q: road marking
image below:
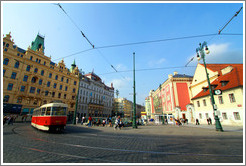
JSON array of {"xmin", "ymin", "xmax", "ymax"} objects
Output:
[
  {"xmin": 58, "ymin": 142, "xmax": 243, "ymax": 157},
  {"xmin": 21, "ymin": 146, "xmax": 126, "ymax": 163}
]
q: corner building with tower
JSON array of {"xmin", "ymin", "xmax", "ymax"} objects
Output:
[{"xmin": 3, "ymin": 32, "xmax": 79, "ymax": 116}]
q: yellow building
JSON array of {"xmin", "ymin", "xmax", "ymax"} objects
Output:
[
  {"xmin": 3, "ymin": 32, "xmax": 79, "ymax": 117},
  {"xmin": 113, "ymin": 98, "xmax": 133, "ymax": 118},
  {"xmin": 190, "ymin": 63, "xmax": 243, "ymax": 126}
]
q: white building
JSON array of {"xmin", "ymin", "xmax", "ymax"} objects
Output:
[
  {"xmin": 190, "ymin": 63, "xmax": 243, "ymax": 126},
  {"xmin": 77, "ymin": 71, "xmax": 114, "ymax": 119}
]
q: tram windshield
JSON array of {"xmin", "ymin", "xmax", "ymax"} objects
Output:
[{"xmin": 51, "ymin": 107, "xmax": 67, "ymax": 115}]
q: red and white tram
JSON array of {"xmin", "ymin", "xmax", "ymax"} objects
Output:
[{"xmin": 31, "ymin": 102, "xmax": 68, "ymax": 131}]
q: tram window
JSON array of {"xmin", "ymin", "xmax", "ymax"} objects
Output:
[
  {"xmin": 52, "ymin": 107, "xmax": 67, "ymax": 115},
  {"xmin": 41, "ymin": 108, "xmax": 46, "ymax": 115},
  {"xmin": 46, "ymin": 107, "xmax": 51, "ymax": 115}
]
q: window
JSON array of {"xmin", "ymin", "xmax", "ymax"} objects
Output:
[
  {"xmin": 52, "ymin": 92, "xmax": 55, "ymax": 97},
  {"xmin": 233, "ymin": 112, "xmax": 240, "ymax": 120},
  {"xmin": 44, "ymin": 61, "xmax": 46, "ymax": 65},
  {"xmin": 47, "ymin": 81, "xmax": 50, "ymax": 87},
  {"xmin": 72, "ymin": 96, "xmax": 75, "ymax": 100},
  {"xmin": 38, "ymin": 59, "xmax": 41, "ymax": 63},
  {"xmin": 65, "ymin": 86, "xmax": 68, "ymax": 91},
  {"xmin": 11, "ymin": 72, "xmax": 17, "ymax": 79},
  {"xmin": 58, "ymin": 93, "xmax": 61, "ymax": 98},
  {"xmin": 4, "ymin": 48, "xmax": 8, "ymax": 52},
  {"xmin": 17, "ymin": 97, "xmax": 22, "ymax": 103},
  {"xmin": 73, "ymin": 88, "xmax": 76, "ymax": 93},
  {"xmin": 30, "ymin": 87, "xmax": 36, "ymax": 93},
  {"xmin": 197, "ymin": 101, "xmax": 200, "ymax": 107},
  {"xmin": 41, "ymin": 70, "xmax": 44, "ymax": 76},
  {"xmin": 218, "ymin": 96, "xmax": 224, "ymax": 104},
  {"xmin": 53, "ymin": 83, "xmax": 57, "ymax": 89},
  {"xmin": 4, "ymin": 95, "xmax": 10, "ymax": 102},
  {"xmin": 23, "ymin": 75, "xmax": 28, "ymax": 82},
  {"xmin": 60, "ymin": 85, "xmax": 62, "ymax": 90},
  {"xmin": 55, "ymin": 75, "xmax": 58, "ymax": 80},
  {"xmin": 222, "ymin": 113, "xmax": 228, "ymax": 120},
  {"xmin": 39, "ymin": 79, "xmax": 43, "ymax": 85},
  {"xmin": 34, "ymin": 68, "xmax": 38, "ymax": 73},
  {"xmin": 20, "ymin": 86, "xmax": 25, "ymax": 92},
  {"xmin": 64, "ymin": 94, "xmax": 67, "ymax": 99},
  {"xmin": 45, "ymin": 91, "xmax": 49, "ymax": 96},
  {"xmin": 46, "ymin": 107, "xmax": 51, "ymax": 115},
  {"xmin": 3, "ymin": 58, "xmax": 9, "ymax": 65},
  {"xmin": 3, "ymin": 69, "xmax": 6, "ymax": 76},
  {"xmin": 30, "ymin": 56, "xmax": 33, "ymax": 60},
  {"xmin": 6, "ymin": 43, "xmax": 9, "ymax": 47},
  {"xmin": 199, "ymin": 113, "xmax": 202, "ymax": 119},
  {"xmin": 26, "ymin": 65, "xmax": 31, "ymax": 71},
  {"xmin": 37, "ymin": 89, "xmax": 40, "ymax": 94},
  {"xmin": 229, "ymin": 94, "xmax": 236, "ymax": 103},
  {"xmin": 31, "ymin": 77, "xmax": 37, "ymax": 83},
  {"xmin": 3, "ymin": 42, "xmax": 5, "ymax": 46},
  {"xmin": 221, "ymin": 81, "xmax": 229, "ymax": 87},
  {"xmin": 205, "ymin": 113, "xmax": 209, "ymax": 119},
  {"xmin": 74, "ymin": 81, "xmax": 77, "ymax": 85},
  {"xmin": 203, "ymin": 99, "xmax": 207, "ymax": 106},
  {"xmin": 49, "ymin": 73, "xmax": 52, "ymax": 78},
  {"xmin": 14, "ymin": 61, "xmax": 20, "ymax": 68},
  {"xmin": 66, "ymin": 79, "xmax": 69, "ymax": 83},
  {"xmin": 61, "ymin": 77, "xmax": 64, "ymax": 82},
  {"xmin": 7, "ymin": 83, "xmax": 13, "ymax": 91}
]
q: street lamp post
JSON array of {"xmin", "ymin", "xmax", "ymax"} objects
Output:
[
  {"xmin": 196, "ymin": 41, "xmax": 223, "ymax": 132},
  {"xmin": 132, "ymin": 52, "xmax": 137, "ymax": 129},
  {"xmin": 159, "ymin": 84, "xmax": 165, "ymax": 125}
]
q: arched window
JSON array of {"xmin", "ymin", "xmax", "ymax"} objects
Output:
[
  {"xmin": 61, "ymin": 77, "xmax": 64, "ymax": 82},
  {"xmin": 3, "ymin": 58, "xmax": 9, "ymax": 65},
  {"xmin": 14, "ymin": 61, "xmax": 20, "ymax": 68},
  {"xmin": 30, "ymin": 56, "xmax": 33, "ymax": 60},
  {"xmin": 55, "ymin": 75, "xmax": 58, "ymax": 80},
  {"xmin": 41, "ymin": 70, "xmax": 44, "ymax": 76},
  {"xmin": 26, "ymin": 65, "xmax": 31, "ymax": 71},
  {"xmin": 3, "ymin": 95, "xmax": 10, "ymax": 102},
  {"xmin": 34, "ymin": 68, "xmax": 38, "ymax": 73},
  {"xmin": 6, "ymin": 43, "xmax": 9, "ymax": 47}
]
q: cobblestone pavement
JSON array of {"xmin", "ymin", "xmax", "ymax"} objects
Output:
[{"xmin": 2, "ymin": 122, "xmax": 243, "ymax": 164}]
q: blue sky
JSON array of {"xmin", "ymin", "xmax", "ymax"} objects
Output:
[{"xmin": 2, "ymin": 2, "xmax": 244, "ymax": 105}]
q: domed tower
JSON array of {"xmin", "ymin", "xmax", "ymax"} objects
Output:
[{"xmin": 30, "ymin": 33, "xmax": 45, "ymax": 53}]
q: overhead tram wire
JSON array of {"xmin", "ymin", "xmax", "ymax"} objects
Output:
[
  {"xmin": 98, "ymin": 66, "xmax": 196, "ymax": 76},
  {"xmin": 54, "ymin": 3, "xmax": 123, "ymax": 78},
  {"xmin": 51, "ymin": 33, "xmax": 242, "ymax": 63},
  {"xmin": 184, "ymin": 7, "xmax": 243, "ymax": 67}
]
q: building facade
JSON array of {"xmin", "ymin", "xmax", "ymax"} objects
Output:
[
  {"xmin": 77, "ymin": 72, "xmax": 114, "ymax": 119},
  {"xmin": 3, "ymin": 32, "xmax": 79, "ymax": 116},
  {"xmin": 147, "ymin": 72, "xmax": 193, "ymax": 124},
  {"xmin": 113, "ymin": 97, "xmax": 133, "ymax": 118},
  {"xmin": 190, "ymin": 63, "xmax": 243, "ymax": 126}
]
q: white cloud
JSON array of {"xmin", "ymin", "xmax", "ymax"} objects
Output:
[
  {"xmin": 108, "ymin": 77, "xmax": 131, "ymax": 89},
  {"xmin": 115, "ymin": 64, "xmax": 128, "ymax": 71},
  {"xmin": 148, "ymin": 58, "xmax": 166, "ymax": 67},
  {"xmin": 187, "ymin": 43, "xmax": 243, "ymax": 66}
]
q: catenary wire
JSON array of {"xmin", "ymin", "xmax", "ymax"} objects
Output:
[{"xmin": 184, "ymin": 6, "xmax": 243, "ymax": 67}]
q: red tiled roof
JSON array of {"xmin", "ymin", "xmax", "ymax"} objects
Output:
[{"xmin": 192, "ymin": 64, "xmax": 243, "ymax": 100}]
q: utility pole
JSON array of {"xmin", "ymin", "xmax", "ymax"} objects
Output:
[
  {"xmin": 132, "ymin": 52, "xmax": 137, "ymax": 129},
  {"xmin": 196, "ymin": 42, "xmax": 223, "ymax": 131}
]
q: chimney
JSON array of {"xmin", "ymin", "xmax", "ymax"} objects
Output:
[
  {"xmin": 174, "ymin": 71, "xmax": 178, "ymax": 75},
  {"xmin": 111, "ymin": 83, "xmax": 113, "ymax": 88}
]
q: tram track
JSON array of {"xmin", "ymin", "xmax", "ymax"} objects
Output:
[{"xmin": 10, "ymin": 125, "xmax": 243, "ymax": 159}]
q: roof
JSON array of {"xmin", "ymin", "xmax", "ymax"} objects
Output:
[
  {"xmin": 173, "ymin": 74, "xmax": 193, "ymax": 78},
  {"xmin": 31, "ymin": 34, "xmax": 45, "ymax": 53},
  {"xmin": 17, "ymin": 47, "xmax": 26, "ymax": 54},
  {"xmin": 192, "ymin": 64, "xmax": 243, "ymax": 100}
]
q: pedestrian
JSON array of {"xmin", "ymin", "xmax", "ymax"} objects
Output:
[
  {"xmin": 207, "ymin": 118, "xmax": 210, "ymax": 125},
  {"xmin": 196, "ymin": 118, "xmax": 200, "ymax": 125},
  {"xmin": 88, "ymin": 116, "xmax": 92, "ymax": 127},
  {"xmin": 3, "ymin": 116, "xmax": 7, "ymax": 125},
  {"xmin": 102, "ymin": 119, "xmax": 106, "ymax": 127},
  {"xmin": 21, "ymin": 116, "xmax": 24, "ymax": 122},
  {"xmin": 209, "ymin": 117, "xmax": 212, "ymax": 125},
  {"xmin": 114, "ymin": 116, "xmax": 120, "ymax": 130},
  {"xmin": 81, "ymin": 116, "xmax": 85, "ymax": 125}
]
